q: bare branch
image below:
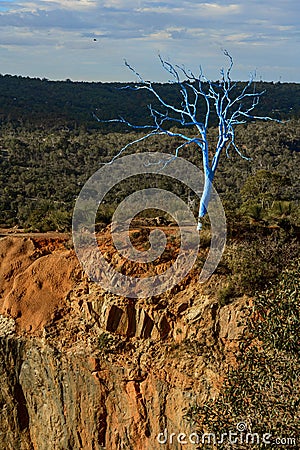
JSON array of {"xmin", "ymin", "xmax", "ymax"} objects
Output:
[{"xmin": 96, "ymin": 52, "xmax": 282, "ymax": 228}]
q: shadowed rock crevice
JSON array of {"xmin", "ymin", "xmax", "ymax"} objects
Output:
[{"xmin": 14, "ymin": 382, "xmax": 30, "ymax": 431}]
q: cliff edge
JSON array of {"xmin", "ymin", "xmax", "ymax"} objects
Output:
[{"xmin": 0, "ymin": 229, "xmax": 249, "ymax": 450}]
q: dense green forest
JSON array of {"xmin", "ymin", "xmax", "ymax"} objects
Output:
[
  {"xmin": 0, "ymin": 74, "xmax": 299, "ymax": 130},
  {"xmin": 0, "ymin": 119, "xmax": 299, "ymax": 232}
]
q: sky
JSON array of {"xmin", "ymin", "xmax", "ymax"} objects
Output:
[{"xmin": 0, "ymin": 0, "xmax": 299, "ymax": 83}]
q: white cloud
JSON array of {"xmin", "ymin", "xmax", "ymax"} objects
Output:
[
  {"xmin": 102, "ymin": 0, "xmax": 140, "ymax": 8},
  {"xmin": 51, "ymin": 0, "xmax": 97, "ymax": 10},
  {"xmin": 8, "ymin": 0, "xmax": 98, "ymax": 10},
  {"xmin": 0, "ymin": 0, "xmax": 299, "ymax": 81},
  {"xmin": 136, "ymin": 2, "xmax": 240, "ymax": 16},
  {"xmin": 196, "ymin": 2, "xmax": 240, "ymax": 14},
  {"xmin": 137, "ymin": 6, "xmax": 183, "ymax": 14},
  {"xmin": 147, "ymin": 30, "xmax": 171, "ymax": 40}
]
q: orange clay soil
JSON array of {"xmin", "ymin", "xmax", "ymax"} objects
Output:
[
  {"xmin": 0, "ymin": 223, "xmax": 190, "ymax": 333},
  {"xmin": 0, "ymin": 233, "xmax": 79, "ymax": 332}
]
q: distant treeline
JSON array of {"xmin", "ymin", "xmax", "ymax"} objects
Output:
[{"xmin": 0, "ymin": 74, "xmax": 299, "ymax": 130}]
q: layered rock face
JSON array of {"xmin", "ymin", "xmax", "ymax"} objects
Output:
[{"xmin": 0, "ymin": 233, "xmax": 248, "ymax": 450}]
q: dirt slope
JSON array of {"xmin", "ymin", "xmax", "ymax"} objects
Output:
[{"xmin": 0, "ymin": 234, "xmax": 79, "ymax": 331}]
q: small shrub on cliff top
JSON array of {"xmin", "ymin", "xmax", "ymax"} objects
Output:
[
  {"xmin": 216, "ymin": 282, "xmax": 236, "ymax": 306},
  {"xmin": 224, "ymin": 232, "xmax": 299, "ymax": 295},
  {"xmin": 184, "ymin": 260, "xmax": 300, "ymax": 448}
]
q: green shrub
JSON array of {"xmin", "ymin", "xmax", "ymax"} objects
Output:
[
  {"xmin": 217, "ymin": 282, "xmax": 236, "ymax": 306},
  {"xmin": 184, "ymin": 261, "xmax": 300, "ymax": 447},
  {"xmin": 224, "ymin": 233, "xmax": 299, "ymax": 295}
]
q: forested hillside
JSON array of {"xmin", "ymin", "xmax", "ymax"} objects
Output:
[
  {"xmin": 0, "ymin": 74, "xmax": 299, "ymax": 129},
  {"xmin": 0, "ymin": 75, "xmax": 299, "ymax": 239},
  {"xmin": 1, "ymin": 119, "xmax": 299, "ymax": 233}
]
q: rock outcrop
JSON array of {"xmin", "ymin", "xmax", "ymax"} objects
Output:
[{"xmin": 0, "ymin": 232, "xmax": 250, "ymax": 449}]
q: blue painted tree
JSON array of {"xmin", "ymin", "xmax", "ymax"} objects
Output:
[{"xmin": 95, "ymin": 51, "xmax": 279, "ymax": 230}]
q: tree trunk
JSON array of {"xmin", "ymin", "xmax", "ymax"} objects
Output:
[{"xmin": 197, "ymin": 169, "xmax": 214, "ymax": 230}]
